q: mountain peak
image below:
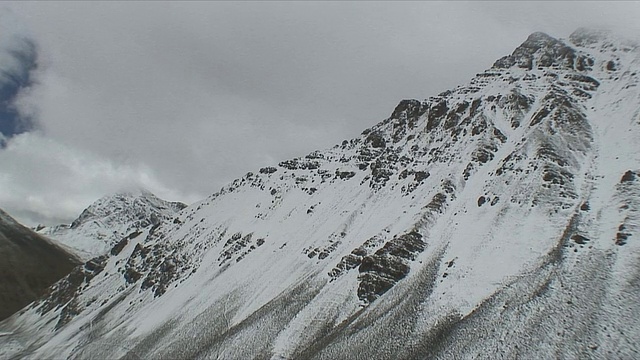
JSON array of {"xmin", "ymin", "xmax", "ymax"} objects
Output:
[
  {"xmin": 523, "ymin": 31, "xmax": 557, "ymax": 45},
  {"xmin": 493, "ymin": 31, "xmax": 577, "ymax": 70},
  {"xmin": 40, "ymin": 189, "xmax": 186, "ymax": 260},
  {"xmin": 70, "ymin": 189, "xmax": 186, "ymax": 227}
]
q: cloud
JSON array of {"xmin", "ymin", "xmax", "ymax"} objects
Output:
[
  {"xmin": 0, "ymin": 131, "xmax": 200, "ymax": 226},
  {"xmin": 0, "ymin": 8, "xmax": 37, "ymax": 144},
  {"xmin": 0, "ymin": 2, "xmax": 638, "ymax": 226}
]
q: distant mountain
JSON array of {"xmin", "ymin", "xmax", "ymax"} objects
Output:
[
  {"xmin": 1, "ymin": 28, "xmax": 639, "ymax": 359},
  {"xmin": 37, "ymin": 189, "xmax": 187, "ymax": 260},
  {"xmin": 0, "ymin": 209, "xmax": 79, "ymax": 321}
]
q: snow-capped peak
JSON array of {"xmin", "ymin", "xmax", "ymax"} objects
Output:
[{"xmin": 38, "ymin": 189, "xmax": 186, "ymax": 260}]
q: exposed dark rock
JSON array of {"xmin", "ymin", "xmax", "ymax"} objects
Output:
[
  {"xmin": 537, "ymin": 144, "xmax": 568, "ymax": 167},
  {"xmin": 571, "ymin": 234, "xmax": 590, "ymax": 244},
  {"xmin": 472, "ymin": 146, "xmax": 495, "ymax": 164},
  {"xmin": 426, "ymin": 193, "xmax": 448, "ymax": 213},
  {"xmin": 616, "ymin": 232, "xmax": 631, "ymax": 246},
  {"xmin": 565, "ymin": 74, "xmax": 600, "ymax": 91},
  {"xmin": 390, "ymin": 99, "xmax": 425, "ymax": 142},
  {"xmin": 329, "ymin": 235, "xmax": 386, "ymax": 280},
  {"xmin": 390, "ymin": 99, "xmax": 423, "ymax": 122},
  {"xmin": 470, "ymin": 98, "xmax": 482, "ymax": 117},
  {"xmin": 414, "ymin": 171, "xmax": 430, "ymax": 182},
  {"xmin": 357, "ymin": 273, "xmax": 397, "ymax": 303},
  {"xmin": 305, "ymin": 151, "xmax": 325, "ymax": 160},
  {"xmin": 36, "ymin": 254, "xmax": 107, "ymax": 329},
  {"xmin": 259, "ymin": 167, "xmax": 278, "ymax": 174},
  {"xmin": 110, "ymin": 230, "xmax": 142, "ymax": 256},
  {"xmin": 279, "ymin": 159, "xmax": 320, "ymax": 171},
  {"xmin": 471, "ymin": 117, "xmax": 488, "ymax": 135},
  {"xmin": 124, "ymin": 268, "xmax": 142, "ymax": 284},
  {"xmin": 462, "ymin": 163, "xmax": 475, "ymax": 181},
  {"xmin": 427, "ymin": 100, "xmax": 448, "ymax": 131},
  {"xmin": 446, "ymin": 258, "xmax": 455, "ymax": 268},
  {"xmin": 530, "ymin": 108, "xmax": 551, "ymax": 126},
  {"xmin": 575, "ymin": 55, "xmax": 595, "ymax": 71},
  {"xmin": 493, "ymin": 32, "xmax": 577, "ymax": 70},
  {"xmin": 357, "ymin": 231, "xmax": 425, "ymax": 303},
  {"xmin": 84, "ymin": 255, "xmax": 107, "ymax": 274},
  {"xmin": 621, "ymin": 170, "xmax": 635, "ymax": 183},
  {"xmin": 443, "ymin": 101, "xmax": 469, "ymax": 130},
  {"xmin": 478, "ymin": 196, "xmax": 487, "ymax": 207},
  {"xmin": 220, "ymin": 232, "xmax": 253, "ymax": 264},
  {"xmin": 400, "ymin": 170, "xmax": 431, "ymax": 194},
  {"xmin": 365, "ymin": 131, "xmax": 387, "ymax": 149},
  {"xmin": 369, "ymin": 159, "xmax": 394, "ymax": 189},
  {"xmin": 498, "ymin": 89, "xmax": 534, "ymax": 128},
  {"xmin": 359, "ymin": 252, "xmax": 409, "ymax": 284},
  {"xmin": 492, "ymin": 128, "xmax": 507, "ymax": 143},
  {"xmin": 542, "ymin": 166, "xmax": 574, "ymax": 186},
  {"xmin": 335, "ymin": 170, "xmax": 356, "ymax": 180}
]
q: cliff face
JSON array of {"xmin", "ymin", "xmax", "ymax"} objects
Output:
[{"xmin": 1, "ymin": 29, "xmax": 639, "ymax": 359}]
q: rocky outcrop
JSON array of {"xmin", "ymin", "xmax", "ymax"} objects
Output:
[{"xmin": 357, "ymin": 231, "xmax": 425, "ymax": 303}]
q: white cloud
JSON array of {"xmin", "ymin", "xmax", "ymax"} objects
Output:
[{"xmin": 0, "ymin": 132, "xmax": 200, "ymax": 226}]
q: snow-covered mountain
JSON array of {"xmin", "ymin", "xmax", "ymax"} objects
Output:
[
  {"xmin": 36, "ymin": 190, "xmax": 187, "ymax": 260},
  {"xmin": 0, "ymin": 208, "xmax": 79, "ymax": 322},
  {"xmin": 1, "ymin": 28, "xmax": 639, "ymax": 359}
]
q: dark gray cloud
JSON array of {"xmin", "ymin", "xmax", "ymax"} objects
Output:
[
  {"xmin": 0, "ymin": 2, "xmax": 638, "ymax": 225},
  {"xmin": 0, "ymin": 9, "xmax": 37, "ymax": 145}
]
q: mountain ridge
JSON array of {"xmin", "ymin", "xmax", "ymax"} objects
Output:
[{"xmin": 1, "ymin": 28, "xmax": 639, "ymax": 359}]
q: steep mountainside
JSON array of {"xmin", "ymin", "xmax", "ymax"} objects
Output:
[
  {"xmin": 36, "ymin": 190, "xmax": 187, "ymax": 260},
  {"xmin": 0, "ymin": 209, "xmax": 80, "ymax": 322},
  {"xmin": 1, "ymin": 28, "xmax": 639, "ymax": 359}
]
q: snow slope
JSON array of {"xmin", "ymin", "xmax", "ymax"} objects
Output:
[{"xmin": 1, "ymin": 28, "xmax": 639, "ymax": 359}]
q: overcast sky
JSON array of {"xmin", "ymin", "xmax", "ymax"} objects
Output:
[{"xmin": 0, "ymin": 2, "xmax": 639, "ymax": 226}]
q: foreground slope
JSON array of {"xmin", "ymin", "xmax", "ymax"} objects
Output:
[
  {"xmin": 1, "ymin": 28, "xmax": 639, "ymax": 359},
  {"xmin": 0, "ymin": 209, "xmax": 79, "ymax": 322}
]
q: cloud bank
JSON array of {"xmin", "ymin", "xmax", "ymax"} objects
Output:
[{"xmin": 0, "ymin": 2, "xmax": 639, "ymax": 225}]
